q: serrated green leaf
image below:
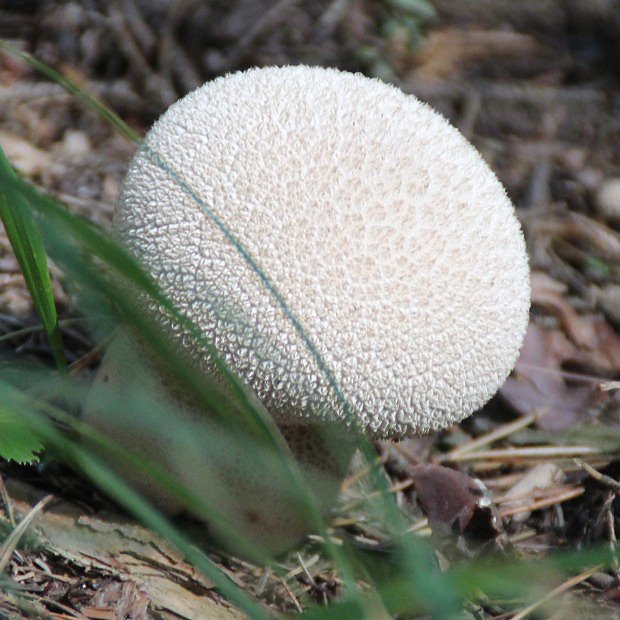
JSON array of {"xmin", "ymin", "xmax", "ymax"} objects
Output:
[{"xmin": 0, "ymin": 407, "xmax": 43, "ymax": 464}]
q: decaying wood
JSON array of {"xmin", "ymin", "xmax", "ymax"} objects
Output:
[{"xmin": 2, "ymin": 478, "xmax": 244, "ymax": 620}]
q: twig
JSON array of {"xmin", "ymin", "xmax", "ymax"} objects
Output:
[
  {"xmin": 118, "ymin": 0, "xmax": 156, "ymax": 55},
  {"xmin": 517, "ymin": 362, "xmax": 608, "ymax": 386},
  {"xmin": 106, "ymin": 8, "xmax": 176, "ymax": 107},
  {"xmin": 0, "ymin": 318, "xmax": 95, "ymax": 345},
  {"xmin": 508, "ymin": 529, "xmax": 537, "ymax": 544},
  {"xmin": 499, "ymin": 487, "xmax": 584, "ymax": 518},
  {"xmin": 410, "ymin": 80, "xmax": 606, "ymax": 107},
  {"xmin": 0, "ymin": 83, "xmax": 69, "ymax": 103},
  {"xmin": 296, "ymin": 552, "xmax": 316, "ymax": 586},
  {"xmin": 449, "ymin": 446, "xmax": 600, "ymax": 462},
  {"xmin": 495, "ymin": 484, "xmax": 576, "ymax": 505},
  {"xmin": 458, "ymin": 91, "xmax": 482, "ymax": 140},
  {"xmin": 600, "ymin": 381, "xmax": 620, "ymax": 392},
  {"xmin": 439, "ymin": 414, "xmax": 537, "ymax": 462},
  {"xmin": 159, "ymin": 0, "xmax": 203, "ymax": 93},
  {"xmin": 279, "ymin": 576, "xmax": 303, "ymax": 613},
  {"xmin": 574, "ymin": 458, "xmax": 620, "ymax": 493},
  {"xmin": 255, "ymin": 566, "xmax": 271, "ymax": 596},
  {"xmin": 509, "ymin": 565, "xmax": 601, "ymax": 620},
  {"xmin": 318, "ymin": 0, "xmax": 353, "ymax": 32},
  {"xmin": 286, "ymin": 554, "xmax": 320, "ymax": 579},
  {"xmin": 68, "ymin": 343, "xmax": 104, "ymax": 376},
  {"xmin": 406, "ymin": 517, "xmax": 428, "ymax": 533}
]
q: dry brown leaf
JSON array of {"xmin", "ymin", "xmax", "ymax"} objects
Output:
[
  {"xmin": 501, "ymin": 322, "xmax": 594, "ymax": 432},
  {"xmin": 532, "ymin": 273, "xmax": 620, "ymax": 372},
  {"xmin": 409, "ymin": 464, "xmax": 501, "ymax": 542},
  {"xmin": 531, "ymin": 271, "xmax": 597, "ymax": 349},
  {"xmin": 500, "ymin": 463, "xmax": 565, "ymax": 523}
]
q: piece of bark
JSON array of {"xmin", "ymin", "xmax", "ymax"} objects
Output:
[{"xmin": 2, "ymin": 478, "xmax": 244, "ymax": 620}]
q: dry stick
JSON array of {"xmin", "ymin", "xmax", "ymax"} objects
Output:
[
  {"xmin": 408, "ymin": 488, "xmax": 585, "ymax": 536},
  {"xmin": 439, "ymin": 414, "xmax": 537, "ymax": 462},
  {"xmin": 484, "ymin": 472, "xmax": 527, "ymax": 489},
  {"xmin": 450, "ymin": 446, "xmax": 600, "ymax": 463},
  {"xmin": 508, "ymin": 529, "xmax": 538, "ymax": 544},
  {"xmin": 158, "ymin": 0, "xmax": 203, "ymax": 93},
  {"xmin": 255, "ymin": 566, "xmax": 271, "ymax": 596},
  {"xmin": 119, "ymin": 0, "xmax": 157, "ymax": 54},
  {"xmin": 517, "ymin": 362, "xmax": 606, "ymax": 386},
  {"xmin": 495, "ymin": 484, "xmax": 578, "ymax": 506},
  {"xmin": 318, "ymin": 0, "xmax": 353, "ymax": 31},
  {"xmin": 605, "ymin": 499, "xmax": 619, "ymax": 572},
  {"xmin": 410, "ymin": 80, "xmax": 606, "ymax": 106},
  {"xmin": 279, "ymin": 576, "xmax": 303, "ymax": 614},
  {"xmin": 574, "ymin": 458, "xmax": 620, "ymax": 493},
  {"xmin": 340, "ymin": 456, "xmax": 382, "ymax": 492},
  {"xmin": 406, "ymin": 517, "xmax": 428, "ymax": 533},
  {"xmin": 499, "ymin": 487, "xmax": 584, "ymax": 518},
  {"xmin": 509, "ymin": 565, "xmax": 601, "ymax": 620},
  {"xmin": 458, "ymin": 91, "xmax": 482, "ymax": 140},
  {"xmin": 600, "ymin": 381, "xmax": 620, "ymax": 392},
  {"xmin": 575, "ymin": 459, "xmax": 620, "ymax": 571},
  {"xmin": 0, "ymin": 82, "xmax": 69, "ymax": 102},
  {"xmin": 287, "ymin": 554, "xmax": 320, "ymax": 579},
  {"xmin": 5, "ymin": 590, "xmax": 90, "ymax": 620},
  {"xmin": 106, "ymin": 9, "xmax": 176, "ymax": 107}
]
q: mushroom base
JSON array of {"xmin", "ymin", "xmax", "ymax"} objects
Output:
[{"xmin": 81, "ymin": 332, "xmax": 357, "ymax": 560}]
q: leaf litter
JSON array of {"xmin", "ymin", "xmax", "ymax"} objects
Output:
[{"xmin": 2, "ymin": 0, "xmax": 620, "ymax": 617}]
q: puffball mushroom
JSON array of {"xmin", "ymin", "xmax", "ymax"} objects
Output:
[{"xmin": 84, "ymin": 65, "xmax": 529, "ymax": 557}]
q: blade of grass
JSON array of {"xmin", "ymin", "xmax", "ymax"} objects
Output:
[
  {"xmin": 0, "ymin": 40, "xmax": 141, "ymax": 145},
  {"xmin": 0, "ymin": 146, "xmax": 66, "ymax": 369}
]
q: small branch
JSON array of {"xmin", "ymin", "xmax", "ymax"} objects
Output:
[
  {"xmin": 439, "ymin": 414, "xmax": 536, "ymax": 462},
  {"xmin": 449, "ymin": 446, "xmax": 600, "ymax": 463},
  {"xmin": 510, "ymin": 565, "xmax": 601, "ymax": 620},
  {"xmin": 574, "ymin": 458, "xmax": 620, "ymax": 493}
]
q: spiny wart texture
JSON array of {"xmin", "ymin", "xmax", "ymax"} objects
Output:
[{"xmin": 116, "ymin": 66, "xmax": 530, "ymax": 439}]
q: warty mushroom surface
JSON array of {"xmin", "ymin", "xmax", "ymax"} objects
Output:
[{"xmin": 83, "ymin": 65, "xmax": 530, "ymax": 557}]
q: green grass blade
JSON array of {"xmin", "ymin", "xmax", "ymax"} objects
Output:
[
  {"xmin": 0, "ymin": 146, "xmax": 66, "ymax": 369},
  {"xmin": 0, "ymin": 40, "xmax": 141, "ymax": 146}
]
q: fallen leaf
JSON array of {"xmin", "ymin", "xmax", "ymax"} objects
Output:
[
  {"xmin": 501, "ymin": 323, "xmax": 596, "ymax": 432},
  {"xmin": 531, "ymin": 271, "xmax": 597, "ymax": 349},
  {"xmin": 500, "ymin": 463, "xmax": 565, "ymax": 523},
  {"xmin": 409, "ymin": 463, "xmax": 501, "ymax": 543}
]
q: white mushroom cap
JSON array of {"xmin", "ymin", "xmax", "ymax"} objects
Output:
[{"xmin": 115, "ymin": 65, "xmax": 530, "ymax": 439}]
